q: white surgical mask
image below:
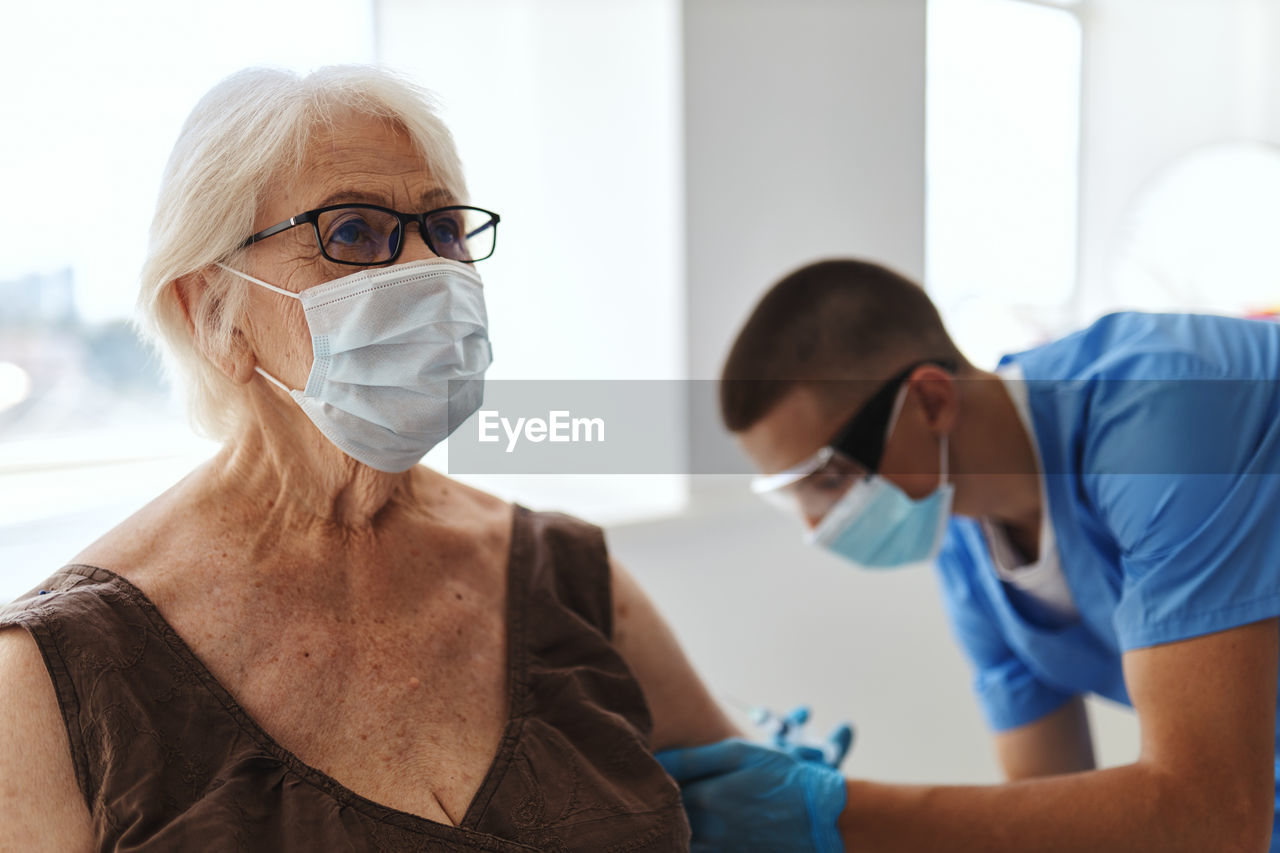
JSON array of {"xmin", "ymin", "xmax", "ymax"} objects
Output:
[{"xmin": 217, "ymin": 257, "xmax": 492, "ymax": 473}]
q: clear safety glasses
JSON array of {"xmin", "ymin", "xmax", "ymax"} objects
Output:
[
  {"xmin": 751, "ymin": 445, "xmax": 872, "ymax": 526},
  {"xmin": 750, "ymin": 360, "xmax": 957, "ymax": 526}
]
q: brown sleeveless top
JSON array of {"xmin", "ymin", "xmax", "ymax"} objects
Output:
[{"xmin": 0, "ymin": 506, "xmax": 690, "ymax": 852}]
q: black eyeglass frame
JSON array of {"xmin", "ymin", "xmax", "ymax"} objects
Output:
[
  {"xmin": 827, "ymin": 359, "xmax": 958, "ymax": 475},
  {"xmin": 238, "ymin": 203, "xmax": 501, "ymax": 266}
]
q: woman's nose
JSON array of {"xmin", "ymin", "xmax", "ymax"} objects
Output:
[{"xmin": 396, "ymin": 221, "xmax": 440, "ymax": 262}]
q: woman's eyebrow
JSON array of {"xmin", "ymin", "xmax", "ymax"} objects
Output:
[
  {"xmin": 313, "ymin": 190, "xmax": 385, "ymax": 208},
  {"xmin": 421, "ymin": 187, "xmax": 459, "ymax": 208},
  {"xmin": 311, "ymin": 188, "xmax": 458, "ymax": 210}
]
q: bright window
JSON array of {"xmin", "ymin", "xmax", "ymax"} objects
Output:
[
  {"xmin": 0, "ymin": 0, "xmax": 376, "ymax": 601},
  {"xmin": 1107, "ymin": 142, "xmax": 1280, "ymax": 318},
  {"xmin": 926, "ymin": 0, "xmax": 1083, "ymax": 367}
]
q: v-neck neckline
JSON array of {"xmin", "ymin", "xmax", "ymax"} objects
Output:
[{"xmin": 58, "ymin": 502, "xmax": 536, "ymax": 851}]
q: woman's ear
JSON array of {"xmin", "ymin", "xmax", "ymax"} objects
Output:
[{"xmin": 172, "ymin": 270, "xmax": 256, "ymax": 385}]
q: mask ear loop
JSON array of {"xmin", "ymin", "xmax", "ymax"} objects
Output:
[
  {"xmin": 885, "ymin": 375, "xmax": 951, "ymax": 490},
  {"xmin": 215, "ymin": 262, "xmax": 301, "ymax": 300},
  {"xmin": 214, "ymin": 262, "xmax": 304, "ymax": 394},
  {"xmin": 254, "ymin": 366, "xmax": 296, "ymax": 395},
  {"xmin": 882, "ymin": 383, "xmax": 909, "ymax": 441}
]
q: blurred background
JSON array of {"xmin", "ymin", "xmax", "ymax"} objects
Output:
[{"xmin": 5, "ymin": 0, "xmax": 1280, "ymax": 784}]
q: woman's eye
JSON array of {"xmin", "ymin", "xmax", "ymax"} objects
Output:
[
  {"xmin": 326, "ymin": 216, "xmax": 377, "ymax": 247},
  {"xmin": 427, "ymin": 218, "xmax": 462, "ymax": 245}
]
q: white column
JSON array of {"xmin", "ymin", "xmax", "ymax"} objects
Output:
[{"xmin": 681, "ymin": 0, "xmax": 927, "ymax": 488}]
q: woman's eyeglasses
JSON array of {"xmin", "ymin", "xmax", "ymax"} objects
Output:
[{"xmin": 239, "ymin": 204, "xmax": 500, "ymax": 266}]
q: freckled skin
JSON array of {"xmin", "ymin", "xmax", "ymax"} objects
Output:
[{"xmin": 64, "ymin": 113, "xmax": 516, "ymax": 828}]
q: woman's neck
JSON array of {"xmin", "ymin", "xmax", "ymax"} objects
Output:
[{"xmin": 212, "ymin": 413, "xmax": 419, "ymax": 533}]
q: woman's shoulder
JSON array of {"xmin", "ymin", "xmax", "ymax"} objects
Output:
[
  {"xmin": 420, "ymin": 470, "xmax": 608, "ymax": 561},
  {"xmin": 69, "ymin": 463, "xmax": 213, "ymax": 585},
  {"xmin": 506, "ymin": 504, "xmax": 611, "ymax": 614},
  {"xmin": 0, "ymin": 565, "xmax": 168, "ymax": 701},
  {"xmin": 517, "ymin": 505, "xmax": 606, "ymax": 547}
]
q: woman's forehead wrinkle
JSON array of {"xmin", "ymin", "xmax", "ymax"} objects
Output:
[
  {"xmin": 255, "ymin": 116, "xmax": 450, "ymax": 233},
  {"xmin": 299, "ymin": 125, "xmax": 437, "ymax": 210}
]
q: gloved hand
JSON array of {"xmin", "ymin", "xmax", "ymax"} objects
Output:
[
  {"xmin": 655, "ymin": 738, "xmax": 847, "ymax": 852},
  {"xmin": 768, "ymin": 705, "xmax": 855, "ymax": 769}
]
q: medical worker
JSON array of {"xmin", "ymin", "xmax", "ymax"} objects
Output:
[{"xmin": 656, "ymin": 258, "xmax": 1280, "ymax": 852}]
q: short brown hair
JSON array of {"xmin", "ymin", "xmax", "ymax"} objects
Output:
[{"xmin": 719, "ymin": 258, "xmax": 964, "ymax": 432}]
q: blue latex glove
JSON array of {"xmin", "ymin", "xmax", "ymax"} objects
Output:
[
  {"xmin": 769, "ymin": 705, "xmax": 855, "ymax": 768},
  {"xmin": 655, "ymin": 738, "xmax": 847, "ymax": 852}
]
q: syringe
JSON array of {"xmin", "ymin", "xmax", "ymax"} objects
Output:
[{"xmin": 723, "ymin": 696, "xmax": 855, "ymax": 768}]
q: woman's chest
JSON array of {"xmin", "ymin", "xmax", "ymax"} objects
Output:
[
  {"xmin": 156, "ymin": 571, "xmax": 512, "ymax": 825},
  {"xmin": 268, "ymin": 637, "xmax": 508, "ymax": 820}
]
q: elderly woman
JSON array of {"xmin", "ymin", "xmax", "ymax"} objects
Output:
[{"xmin": 0, "ymin": 66, "xmax": 735, "ymax": 851}]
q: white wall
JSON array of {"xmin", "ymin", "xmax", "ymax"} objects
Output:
[
  {"xmin": 607, "ymin": 495, "xmax": 1003, "ymax": 784},
  {"xmin": 1262, "ymin": 0, "xmax": 1280, "ymax": 140},
  {"xmin": 682, "ymin": 0, "xmax": 928, "ymax": 382},
  {"xmin": 681, "ymin": 0, "xmax": 929, "ymax": 488},
  {"xmin": 1075, "ymin": 0, "xmax": 1280, "ymax": 320}
]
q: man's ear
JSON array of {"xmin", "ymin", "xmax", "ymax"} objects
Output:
[
  {"xmin": 911, "ymin": 365, "xmax": 960, "ymax": 436},
  {"xmin": 172, "ymin": 270, "xmax": 256, "ymax": 385}
]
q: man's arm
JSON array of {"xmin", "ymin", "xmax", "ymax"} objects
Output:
[
  {"xmin": 609, "ymin": 557, "xmax": 742, "ymax": 750},
  {"xmin": 839, "ymin": 618, "xmax": 1277, "ymax": 852},
  {"xmin": 995, "ymin": 695, "xmax": 1096, "ymax": 780},
  {"xmin": 0, "ymin": 628, "xmax": 95, "ymax": 853}
]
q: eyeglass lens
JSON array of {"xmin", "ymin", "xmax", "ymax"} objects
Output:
[{"xmin": 315, "ymin": 206, "xmax": 496, "ymax": 264}]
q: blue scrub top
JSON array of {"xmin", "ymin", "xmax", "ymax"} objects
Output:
[{"xmin": 935, "ymin": 312, "xmax": 1280, "ymax": 839}]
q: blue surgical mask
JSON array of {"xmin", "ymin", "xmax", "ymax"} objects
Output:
[{"xmin": 807, "ymin": 411, "xmax": 954, "ymax": 570}]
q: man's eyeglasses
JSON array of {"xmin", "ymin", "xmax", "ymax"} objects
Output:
[{"xmin": 239, "ymin": 204, "xmax": 501, "ymax": 266}]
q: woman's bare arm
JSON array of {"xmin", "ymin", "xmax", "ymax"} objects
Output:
[
  {"xmin": 608, "ymin": 558, "xmax": 741, "ymax": 751},
  {"xmin": 0, "ymin": 628, "xmax": 94, "ymax": 853}
]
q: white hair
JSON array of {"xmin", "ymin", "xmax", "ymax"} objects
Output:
[{"xmin": 136, "ymin": 65, "xmax": 469, "ymax": 440}]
